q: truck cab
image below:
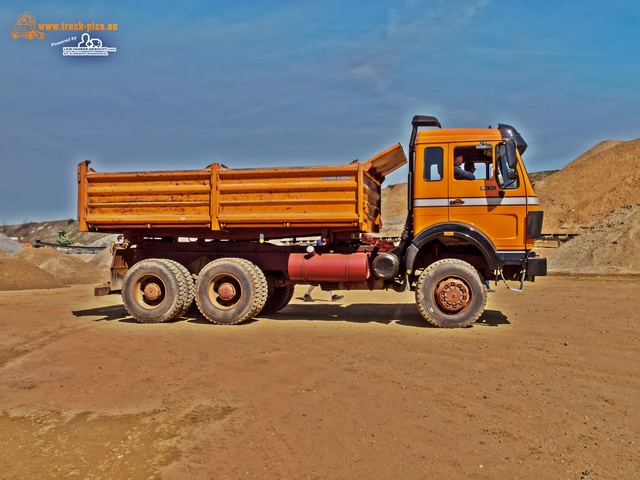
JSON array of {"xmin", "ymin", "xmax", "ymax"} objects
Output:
[{"xmin": 394, "ymin": 116, "xmax": 546, "ymax": 326}]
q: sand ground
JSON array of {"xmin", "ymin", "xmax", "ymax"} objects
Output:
[{"xmin": 0, "ymin": 277, "xmax": 638, "ymax": 479}]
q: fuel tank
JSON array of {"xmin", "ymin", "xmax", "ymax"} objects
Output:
[{"xmin": 288, "ymin": 252, "xmax": 370, "ymax": 283}]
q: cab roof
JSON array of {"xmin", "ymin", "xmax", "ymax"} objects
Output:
[{"xmin": 416, "ymin": 128, "xmax": 504, "ymax": 145}]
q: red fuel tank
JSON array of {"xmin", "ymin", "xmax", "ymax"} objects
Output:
[{"xmin": 288, "ymin": 252, "xmax": 370, "ymax": 283}]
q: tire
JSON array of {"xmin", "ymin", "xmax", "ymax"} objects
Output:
[
  {"xmin": 415, "ymin": 259, "xmax": 487, "ymax": 328},
  {"xmin": 259, "ymin": 285, "xmax": 295, "ymax": 316},
  {"xmin": 162, "ymin": 259, "xmax": 195, "ymax": 318},
  {"xmin": 121, "ymin": 258, "xmax": 187, "ymax": 323},
  {"xmin": 195, "ymin": 258, "xmax": 268, "ymax": 325}
]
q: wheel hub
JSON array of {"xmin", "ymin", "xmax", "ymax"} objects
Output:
[
  {"xmin": 217, "ymin": 282, "xmax": 237, "ymax": 301},
  {"xmin": 435, "ymin": 277, "xmax": 470, "ymax": 312},
  {"xmin": 143, "ymin": 282, "xmax": 163, "ymax": 301}
]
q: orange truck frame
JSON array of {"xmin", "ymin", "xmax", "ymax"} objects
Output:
[{"xmin": 78, "ymin": 115, "xmax": 546, "ymax": 328}]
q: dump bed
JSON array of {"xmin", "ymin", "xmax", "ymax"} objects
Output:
[{"xmin": 77, "ymin": 144, "xmax": 406, "ymax": 240}]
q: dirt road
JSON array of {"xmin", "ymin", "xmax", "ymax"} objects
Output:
[{"xmin": 0, "ymin": 276, "xmax": 638, "ymax": 479}]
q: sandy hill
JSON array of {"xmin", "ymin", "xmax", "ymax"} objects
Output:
[{"xmin": 534, "ymin": 139, "xmax": 640, "ymax": 233}]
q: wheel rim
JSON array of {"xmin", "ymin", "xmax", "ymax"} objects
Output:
[
  {"xmin": 133, "ymin": 274, "xmax": 166, "ymax": 310},
  {"xmin": 207, "ymin": 273, "xmax": 242, "ymax": 311},
  {"xmin": 434, "ymin": 276, "xmax": 471, "ymax": 313}
]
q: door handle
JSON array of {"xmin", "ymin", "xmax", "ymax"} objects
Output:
[{"xmin": 450, "ymin": 198, "xmax": 465, "ymax": 205}]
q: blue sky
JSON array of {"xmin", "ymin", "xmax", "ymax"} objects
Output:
[{"xmin": 1, "ymin": 0, "xmax": 639, "ymax": 225}]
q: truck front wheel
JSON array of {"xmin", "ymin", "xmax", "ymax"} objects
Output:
[
  {"xmin": 195, "ymin": 258, "xmax": 268, "ymax": 325},
  {"xmin": 415, "ymin": 259, "xmax": 487, "ymax": 328},
  {"xmin": 121, "ymin": 258, "xmax": 188, "ymax": 323}
]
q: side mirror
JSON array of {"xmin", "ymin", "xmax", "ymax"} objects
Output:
[
  {"xmin": 506, "ymin": 139, "xmax": 518, "ymax": 169},
  {"xmin": 507, "ymin": 168, "xmax": 517, "ymax": 181}
]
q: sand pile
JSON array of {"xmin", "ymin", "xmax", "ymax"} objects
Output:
[
  {"xmin": 533, "ymin": 139, "xmax": 640, "ymax": 273},
  {"xmin": 0, "ymin": 248, "xmax": 109, "ymax": 290},
  {"xmin": 87, "ymin": 246, "xmax": 114, "ymax": 270},
  {"xmin": 0, "ymin": 246, "xmax": 111, "ymax": 291},
  {"xmin": 14, "ymin": 248, "xmax": 110, "ymax": 285},
  {"xmin": 380, "ymin": 182, "xmax": 408, "ymax": 238},
  {"xmin": 548, "ymin": 204, "xmax": 640, "ymax": 273},
  {"xmin": 0, "ymin": 258, "xmax": 60, "ymax": 290},
  {"xmin": 535, "ymin": 139, "xmax": 640, "ymax": 233}
]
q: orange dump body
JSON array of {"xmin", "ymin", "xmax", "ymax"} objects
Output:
[{"xmin": 77, "ymin": 144, "xmax": 406, "ymax": 241}]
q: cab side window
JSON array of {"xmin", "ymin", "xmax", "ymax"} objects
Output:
[
  {"xmin": 453, "ymin": 146, "xmax": 480, "ymax": 181},
  {"xmin": 423, "ymin": 147, "xmax": 443, "ymax": 182}
]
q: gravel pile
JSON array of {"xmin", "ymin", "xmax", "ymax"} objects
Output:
[
  {"xmin": 0, "ymin": 233, "xmax": 25, "ymax": 256},
  {"xmin": 86, "ymin": 234, "xmax": 119, "ymax": 248}
]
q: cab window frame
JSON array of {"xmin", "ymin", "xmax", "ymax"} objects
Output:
[{"xmin": 422, "ymin": 146, "xmax": 444, "ymax": 182}]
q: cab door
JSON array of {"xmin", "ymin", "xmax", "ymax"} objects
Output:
[{"xmin": 448, "ymin": 143, "xmax": 528, "ymax": 251}]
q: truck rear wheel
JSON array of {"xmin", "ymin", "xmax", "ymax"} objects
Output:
[
  {"xmin": 415, "ymin": 259, "xmax": 487, "ymax": 328},
  {"xmin": 259, "ymin": 285, "xmax": 295, "ymax": 316},
  {"xmin": 195, "ymin": 258, "xmax": 268, "ymax": 325},
  {"xmin": 121, "ymin": 258, "xmax": 188, "ymax": 323},
  {"xmin": 163, "ymin": 259, "xmax": 195, "ymax": 317}
]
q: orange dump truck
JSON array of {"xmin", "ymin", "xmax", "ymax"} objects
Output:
[{"xmin": 78, "ymin": 115, "xmax": 546, "ymax": 328}]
